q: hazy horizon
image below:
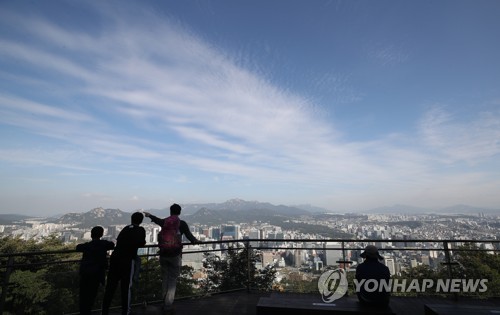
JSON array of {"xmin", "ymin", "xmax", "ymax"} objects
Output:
[
  {"xmin": 1, "ymin": 1, "xmax": 500, "ymax": 216},
  {"xmin": 2, "ymin": 199, "xmax": 499, "ymax": 218}
]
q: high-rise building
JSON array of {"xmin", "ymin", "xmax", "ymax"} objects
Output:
[
  {"xmin": 107, "ymin": 225, "xmax": 118, "ymax": 239},
  {"xmin": 262, "ymin": 251, "xmax": 275, "ymax": 267},
  {"xmin": 324, "ymin": 242, "xmax": 343, "ymax": 267},
  {"xmin": 202, "ymin": 227, "xmax": 212, "ymax": 238},
  {"xmin": 410, "ymin": 258, "xmax": 418, "ymax": 268},
  {"xmin": 145, "ymin": 230, "xmax": 153, "ymax": 244},
  {"xmin": 151, "ymin": 227, "xmax": 160, "ymax": 244},
  {"xmin": 314, "ymin": 256, "xmax": 324, "ymax": 271},
  {"xmin": 248, "ymin": 229, "xmax": 261, "ymax": 246},
  {"xmin": 294, "ymin": 249, "xmax": 303, "ymax": 267},
  {"xmin": 421, "ymin": 255, "xmax": 430, "ymax": 266},
  {"xmin": 211, "ymin": 227, "xmax": 221, "ymax": 240},
  {"xmin": 384, "ymin": 257, "xmax": 396, "ymax": 275},
  {"xmin": 248, "ymin": 229, "xmax": 260, "ymax": 239},
  {"xmin": 222, "ymin": 224, "xmax": 240, "ymax": 240}
]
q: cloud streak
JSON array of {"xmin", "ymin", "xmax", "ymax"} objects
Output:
[
  {"xmin": 420, "ymin": 106, "xmax": 500, "ymax": 164},
  {"xmin": 1, "ymin": 2, "xmax": 499, "ymax": 212}
]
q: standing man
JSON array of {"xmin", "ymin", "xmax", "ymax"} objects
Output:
[
  {"xmin": 76, "ymin": 226, "xmax": 115, "ymax": 315},
  {"xmin": 355, "ymin": 245, "xmax": 391, "ymax": 308},
  {"xmin": 144, "ymin": 204, "xmax": 199, "ymax": 315},
  {"xmin": 102, "ymin": 212, "xmax": 146, "ymax": 315}
]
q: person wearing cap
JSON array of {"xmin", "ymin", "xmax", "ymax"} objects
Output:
[{"xmin": 355, "ymin": 245, "xmax": 391, "ymax": 307}]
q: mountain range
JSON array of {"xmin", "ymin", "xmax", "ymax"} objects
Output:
[
  {"xmin": 180, "ymin": 198, "xmax": 309, "ymax": 216},
  {"xmin": 0, "ymin": 199, "xmax": 498, "ymax": 227},
  {"xmin": 52, "ymin": 207, "xmax": 131, "ymax": 227},
  {"xmin": 365, "ymin": 204, "xmax": 499, "ymax": 215}
]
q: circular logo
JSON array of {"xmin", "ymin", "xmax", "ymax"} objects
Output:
[{"xmin": 317, "ymin": 268, "xmax": 348, "ymax": 303}]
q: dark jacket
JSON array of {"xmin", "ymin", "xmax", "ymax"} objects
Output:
[
  {"xmin": 355, "ymin": 258, "xmax": 391, "ymax": 306},
  {"xmin": 110, "ymin": 224, "xmax": 146, "ymax": 262},
  {"xmin": 76, "ymin": 239, "xmax": 115, "ymax": 282},
  {"xmin": 148, "ymin": 214, "xmax": 198, "ymax": 256}
]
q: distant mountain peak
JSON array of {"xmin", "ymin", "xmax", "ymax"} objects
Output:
[
  {"xmin": 193, "ymin": 207, "xmax": 219, "ymax": 216},
  {"xmin": 89, "ymin": 207, "xmax": 106, "ymax": 217},
  {"xmin": 226, "ymin": 198, "xmax": 246, "ymax": 203},
  {"xmin": 55, "ymin": 208, "xmax": 129, "ymax": 228}
]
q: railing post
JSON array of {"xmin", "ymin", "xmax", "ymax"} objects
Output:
[
  {"xmin": 341, "ymin": 241, "xmax": 349, "ymax": 297},
  {"xmin": 0, "ymin": 256, "xmax": 14, "ymax": 314},
  {"xmin": 443, "ymin": 241, "xmax": 453, "ymax": 279},
  {"xmin": 341, "ymin": 241, "xmax": 346, "ymax": 269},
  {"xmin": 442, "ymin": 241, "xmax": 458, "ymax": 301},
  {"xmin": 143, "ymin": 246, "xmax": 150, "ymax": 307},
  {"xmin": 334, "ymin": 241, "xmax": 352, "ymax": 297},
  {"xmin": 245, "ymin": 240, "xmax": 251, "ymax": 293}
]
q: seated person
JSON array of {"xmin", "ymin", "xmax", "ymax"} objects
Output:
[{"xmin": 355, "ymin": 245, "xmax": 391, "ymax": 307}]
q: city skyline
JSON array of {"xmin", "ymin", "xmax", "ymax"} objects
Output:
[{"xmin": 1, "ymin": 1, "xmax": 500, "ymax": 216}]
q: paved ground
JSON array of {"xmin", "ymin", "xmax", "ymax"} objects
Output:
[{"xmin": 99, "ymin": 291, "xmax": 500, "ymax": 315}]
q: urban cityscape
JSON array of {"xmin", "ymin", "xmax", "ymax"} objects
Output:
[{"xmin": 2, "ymin": 202, "xmax": 499, "ymax": 285}]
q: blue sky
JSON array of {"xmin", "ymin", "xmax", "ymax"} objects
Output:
[{"xmin": 1, "ymin": 1, "xmax": 499, "ymax": 215}]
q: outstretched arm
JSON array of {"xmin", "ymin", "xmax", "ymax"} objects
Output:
[
  {"xmin": 180, "ymin": 221, "xmax": 200, "ymax": 244},
  {"xmin": 144, "ymin": 212, "xmax": 164, "ymax": 226}
]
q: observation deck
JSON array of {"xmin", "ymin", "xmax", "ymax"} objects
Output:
[{"xmin": 1, "ymin": 238, "xmax": 499, "ymax": 315}]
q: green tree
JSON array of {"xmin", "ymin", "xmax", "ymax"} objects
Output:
[
  {"xmin": 44, "ymin": 262, "xmax": 79, "ymax": 314},
  {"xmin": 177, "ymin": 265, "xmax": 198, "ymax": 297},
  {"xmin": 0, "ymin": 236, "xmax": 35, "ymax": 254},
  {"xmin": 393, "ymin": 264, "xmax": 441, "ymax": 296},
  {"xmin": 254, "ymin": 264, "xmax": 277, "ymax": 291},
  {"xmin": 201, "ymin": 246, "xmax": 276, "ymax": 293},
  {"xmin": 136, "ymin": 256, "xmax": 163, "ymax": 302},
  {"xmin": 200, "ymin": 252, "xmax": 227, "ymax": 292},
  {"xmin": 280, "ymin": 275, "xmax": 318, "ymax": 293},
  {"xmin": 133, "ymin": 256, "xmax": 198, "ymax": 304},
  {"xmin": 453, "ymin": 244, "xmax": 500, "ymax": 297},
  {"xmin": 8, "ymin": 269, "xmax": 51, "ymax": 315},
  {"xmin": 0, "ymin": 235, "xmax": 80, "ymax": 314}
]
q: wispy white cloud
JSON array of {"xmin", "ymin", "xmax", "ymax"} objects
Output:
[
  {"xmin": 0, "ymin": 6, "xmax": 468, "ymax": 185},
  {"xmin": 419, "ymin": 106, "xmax": 500, "ymax": 164},
  {"xmin": 366, "ymin": 41, "xmax": 410, "ymax": 66},
  {"xmin": 0, "ymin": 39, "xmax": 96, "ymax": 82},
  {"xmin": 1, "ymin": 3, "xmax": 499, "ymax": 212},
  {"xmin": 0, "ymin": 95, "xmax": 92, "ymax": 122},
  {"xmin": 0, "ymin": 148, "xmax": 97, "ymax": 171}
]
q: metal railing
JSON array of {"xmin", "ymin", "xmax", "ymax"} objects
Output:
[{"xmin": 0, "ymin": 238, "xmax": 498, "ymax": 314}]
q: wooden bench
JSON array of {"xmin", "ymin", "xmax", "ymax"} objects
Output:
[
  {"xmin": 256, "ymin": 293, "xmax": 395, "ymax": 315},
  {"xmin": 424, "ymin": 304, "xmax": 500, "ymax": 315}
]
